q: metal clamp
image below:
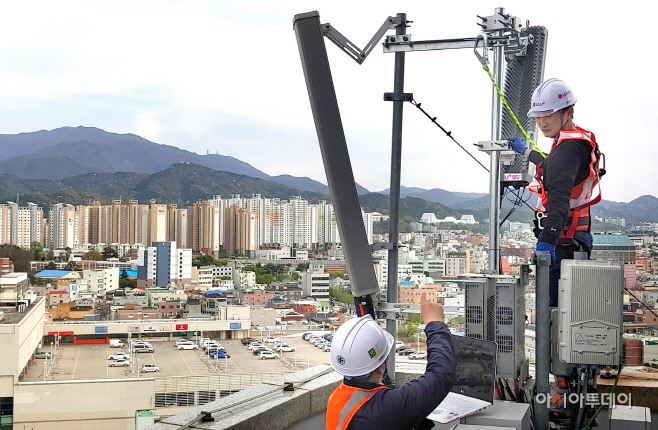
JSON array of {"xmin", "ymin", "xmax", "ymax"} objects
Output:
[
  {"xmin": 473, "ymin": 32, "xmax": 488, "ymax": 66},
  {"xmin": 474, "ymin": 139, "xmax": 509, "ymax": 152},
  {"xmin": 377, "ymin": 302, "xmax": 420, "ymax": 320},
  {"xmin": 384, "ymin": 92, "xmax": 413, "ymax": 102}
]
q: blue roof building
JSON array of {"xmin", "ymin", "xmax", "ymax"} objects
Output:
[{"xmin": 34, "ymin": 270, "xmax": 74, "ymax": 278}]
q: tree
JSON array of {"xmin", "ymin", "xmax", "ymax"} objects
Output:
[
  {"xmin": 64, "ymin": 247, "xmax": 72, "ymax": 262},
  {"xmin": 192, "ymin": 255, "xmax": 215, "ymax": 267},
  {"xmin": 102, "ymin": 246, "xmax": 118, "ymax": 260},
  {"xmin": 44, "ymin": 261, "xmax": 57, "ymax": 270},
  {"xmin": 83, "ymin": 250, "xmax": 103, "ymax": 261},
  {"xmin": 405, "ymin": 321, "xmax": 420, "ymax": 338},
  {"xmin": 291, "ymin": 272, "xmax": 299, "ymax": 281},
  {"xmin": 65, "ymin": 261, "xmax": 79, "ymax": 271},
  {"xmin": 256, "ymin": 274, "xmax": 273, "ymax": 285},
  {"xmin": 215, "ymin": 259, "xmax": 228, "ymax": 266},
  {"xmin": 296, "ymin": 262, "xmax": 310, "ymax": 272},
  {"xmin": 0, "ymin": 244, "xmax": 33, "ymax": 272},
  {"xmin": 30, "ymin": 241, "xmax": 43, "ymax": 260}
]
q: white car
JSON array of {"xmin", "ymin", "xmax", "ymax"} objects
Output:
[
  {"xmin": 248, "ymin": 343, "xmax": 265, "ymax": 350},
  {"xmin": 259, "ymin": 351, "xmax": 280, "ymax": 360},
  {"xmin": 203, "ymin": 342, "xmax": 222, "ymax": 350},
  {"xmin": 262, "ymin": 337, "xmax": 279, "ymax": 343},
  {"xmin": 132, "ymin": 341, "xmax": 152, "ymax": 348},
  {"xmin": 274, "ymin": 345, "xmax": 296, "ymax": 352},
  {"xmin": 141, "ymin": 364, "xmax": 160, "ymax": 373},
  {"xmin": 175, "ymin": 339, "xmax": 189, "ymax": 346},
  {"xmin": 178, "ymin": 343, "xmax": 198, "ymax": 350},
  {"xmin": 108, "ymin": 359, "xmax": 130, "ymax": 367},
  {"xmin": 322, "ymin": 344, "xmax": 331, "ymax": 352},
  {"xmin": 409, "ymin": 351, "xmax": 428, "ymax": 360},
  {"xmin": 108, "ymin": 352, "xmax": 130, "ymax": 360}
]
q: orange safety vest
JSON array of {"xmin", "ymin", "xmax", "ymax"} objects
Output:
[
  {"xmin": 528, "ymin": 125, "xmax": 602, "ymax": 242},
  {"xmin": 326, "ymin": 381, "xmax": 388, "ymax": 430}
]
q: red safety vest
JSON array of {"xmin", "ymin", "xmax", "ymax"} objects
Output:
[
  {"xmin": 528, "ymin": 125, "xmax": 602, "ymax": 242},
  {"xmin": 326, "ymin": 382, "xmax": 388, "ymax": 430}
]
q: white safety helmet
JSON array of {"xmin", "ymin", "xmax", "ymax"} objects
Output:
[
  {"xmin": 527, "ymin": 78, "xmax": 577, "ymax": 118},
  {"xmin": 330, "ymin": 315, "xmax": 395, "ymax": 377}
]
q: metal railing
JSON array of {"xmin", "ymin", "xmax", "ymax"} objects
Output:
[{"xmin": 153, "ymin": 373, "xmax": 290, "ymax": 408}]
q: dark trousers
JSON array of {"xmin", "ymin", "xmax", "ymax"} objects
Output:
[{"xmin": 548, "ymin": 231, "xmax": 593, "ymax": 308}]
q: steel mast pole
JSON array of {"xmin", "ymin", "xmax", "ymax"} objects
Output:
[
  {"xmin": 488, "ymin": 8, "xmax": 504, "ymax": 275},
  {"xmin": 386, "ymin": 12, "xmax": 407, "ymax": 385}
]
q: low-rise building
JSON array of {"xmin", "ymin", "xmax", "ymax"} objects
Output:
[
  {"xmin": 116, "ymin": 304, "xmax": 159, "ymax": 320},
  {"xmin": 0, "ymin": 272, "xmax": 30, "ymax": 309},
  {"xmin": 239, "ymin": 290, "xmax": 273, "ymax": 307},
  {"xmin": 158, "ymin": 300, "xmax": 182, "ymax": 319},
  {"xmin": 48, "ymin": 302, "xmax": 94, "ymax": 320}
]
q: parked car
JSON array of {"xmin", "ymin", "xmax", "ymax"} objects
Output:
[
  {"xmin": 34, "ymin": 351, "xmax": 51, "ymax": 359},
  {"xmin": 252, "ymin": 346, "xmax": 270, "ymax": 355},
  {"xmin": 322, "ymin": 344, "xmax": 331, "ymax": 352},
  {"xmin": 176, "ymin": 341, "xmax": 194, "ymax": 347},
  {"xmin": 241, "ymin": 337, "xmax": 257, "ymax": 345},
  {"xmin": 409, "ymin": 351, "xmax": 427, "ymax": 360},
  {"xmin": 209, "ymin": 351, "xmax": 231, "ymax": 359},
  {"xmin": 177, "ymin": 343, "xmax": 198, "ymax": 350},
  {"xmin": 203, "ymin": 342, "xmax": 222, "ymax": 350},
  {"xmin": 274, "ymin": 345, "xmax": 296, "ymax": 352},
  {"xmin": 399, "ymin": 349, "xmax": 417, "ymax": 356},
  {"xmin": 397, "ymin": 348, "xmax": 412, "ymax": 355},
  {"xmin": 141, "ymin": 364, "xmax": 159, "ymax": 372},
  {"xmin": 206, "ymin": 346, "xmax": 226, "ymax": 354},
  {"xmin": 109, "ymin": 359, "xmax": 130, "ymax": 367},
  {"xmin": 248, "ymin": 343, "xmax": 265, "ymax": 350},
  {"xmin": 132, "ymin": 341, "xmax": 152, "ymax": 348},
  {"xmin": 109, "ymin": 339, "xmax": 124, "ymax": 348},
  {"xmin": 108, "ymin": 352, "xmax": 130, "ymax": 360},
  {"xmin": 395, "ymin": 344, "xmax": 411, "ymax": 352},
  {"xmin": 133, "ymin": 344, "xmax": 154, "ymax": 353},
  {"xmin": 262, "ymin": 337, "xmax": 279, "ymax": 343},
  {"xmin": 175, "ymin": 338, "xmax": 190, "ymax": 346},
  {"xmin": 259, "ymin": 351, "xmax": 280, "ymax": 360}
]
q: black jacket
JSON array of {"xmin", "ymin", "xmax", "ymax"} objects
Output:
[
  {"xmin": 528, "ymin": 138, "xmax": 592, "ymax": 245},
  {"xmin": 344, "ymin": 321, "xmax": 456, "ymax": 430}
]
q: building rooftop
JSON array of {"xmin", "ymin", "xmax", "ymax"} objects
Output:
[
  {"xmin": 592, "ymin": 233, "xmax": 635, "ymax": 249},
  {"xmin": 35, "ymin": 270, "xmax": 73, "ymax": 278}
]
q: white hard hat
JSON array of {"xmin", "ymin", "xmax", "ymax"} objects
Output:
[
  {"xmin": 330, "ymin": 315, "xmax": 395, "ymax": 377},
  {"xmin": 527, "ymin": 78, "xmax": 577, "ymax": 118}
]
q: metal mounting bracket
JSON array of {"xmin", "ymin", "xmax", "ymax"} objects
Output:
[
  {"xmin": 321, "ymin": 16, "xmax": 396, "ymax": 64},
  {"xmin": 475, "ymin": 139, "xmax": 511, "ymax": 152},
  {"xmin": 383, "ymin": 92, "xmax": 413, "ymax": 101},
  {"xmin": 377, "ymin": 302, "xmax": 421, "ymax": 320},
  {"xmin": 370, "ymin": 242, "xmax": 395, "ymax": 252}
]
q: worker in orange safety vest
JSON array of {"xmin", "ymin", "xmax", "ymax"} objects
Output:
[
  {"xmin": 326, "ymin": 293, "xmax": 456, "ymax": 430},
  {"xmin": 508, "ymin": 78, "xmax": 603, "ymax": 307}
]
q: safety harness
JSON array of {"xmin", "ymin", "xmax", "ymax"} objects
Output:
[{"xmin": 528, "ymin": 126, "xmax": 603, "ymax": 245}]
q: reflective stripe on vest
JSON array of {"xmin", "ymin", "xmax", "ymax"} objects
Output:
[{"xmin": 326, "ymin": 382, "xmax": 388, "ymax": 430}]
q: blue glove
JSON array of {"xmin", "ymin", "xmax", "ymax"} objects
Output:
[
  {"xmin": 536, "ymin": 241, "xmax": 556, "ymax": 260},
  {"xmin": 508, "ymin": 137, "xmax": 526, "ymax": 155}
]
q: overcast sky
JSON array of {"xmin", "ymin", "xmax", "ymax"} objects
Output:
[{"xmin": 0, "ymin": 1, "xmax": 654, "ymax": 203}]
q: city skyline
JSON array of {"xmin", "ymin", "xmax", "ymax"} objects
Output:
[{"xmin": 0, "ymin": 1, "xmax": 654, "ymax": 202}]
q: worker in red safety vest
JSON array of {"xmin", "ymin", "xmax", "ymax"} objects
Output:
[
  {"xmin": 326, "ymin": 293, "xmax": 456, "ymax": 430},
  {"xmin": 509, "ymin": 78, "xmax": 603, "ymax": 307}
]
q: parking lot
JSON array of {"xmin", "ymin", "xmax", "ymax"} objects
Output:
[{"xmin": 23, "ymin": 335, "xmax": 332, "ymax": 382}]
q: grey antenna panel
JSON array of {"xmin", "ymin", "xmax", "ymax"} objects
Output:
[{"xmin": 501, "ymin": 26, "xmax": 548, "ymax": 181}]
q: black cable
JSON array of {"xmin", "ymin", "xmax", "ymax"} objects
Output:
[
  {"xmin": 411, "ymin": 99, "xmax": 490, "ymax": 172},
  {"xmin": 624, "ymin": 287, "xmax": 658, "ymax": 320},
  {"xmin": 410, "ymin": 98, "xmax": 536, "ymax": 213}
]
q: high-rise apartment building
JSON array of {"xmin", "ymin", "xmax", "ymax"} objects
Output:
[
  {"xmin": 0, "ymin": 205, "xmax": 11, "ymax": 246},
  {"xmin": 224, "ymin": 205, "xmax": 255, "ymax": 257},
  {"xmin": 149, "ymin": 199, "xmax": 168, "ymax": 245},
  {"xmin": 137, "ymin": 241, "xmax": 192, "ymax": 288}
]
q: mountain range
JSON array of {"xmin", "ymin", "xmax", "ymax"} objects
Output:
[{"xmin": 0, "ymin": 126, "xmax": 654, "ymax": 225}]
